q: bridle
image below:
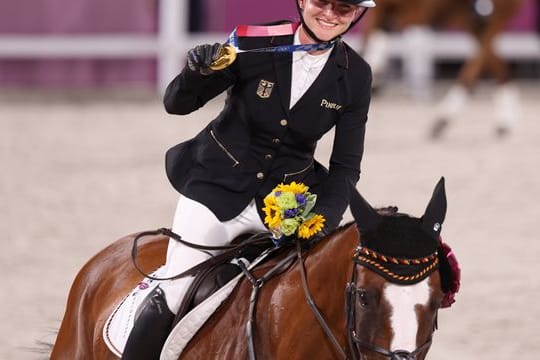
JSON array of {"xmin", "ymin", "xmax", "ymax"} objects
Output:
[
  {"xmin": 343, "ymin": 245, "xmax": 440, "ymax": 360},
  {"xmin": 349, "ymin": 333, "xmax": 432, "ymax": 360},
  {"xmin": 346, "ymin": 282, "xmax": 433, "ymax": 360}
]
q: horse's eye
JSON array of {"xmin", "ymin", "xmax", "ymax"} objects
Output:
[{"xmin": 358, "ymin": 289, "xmax": 370, "ymax": 308}]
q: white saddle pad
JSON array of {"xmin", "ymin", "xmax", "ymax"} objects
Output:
[
  {"xmin": 103, "ymin": 266, "xmax": 165, "ymax": 357},
  {"xmin": 103, "ymin": 252, "xmax": 271, "ymax": 359}
]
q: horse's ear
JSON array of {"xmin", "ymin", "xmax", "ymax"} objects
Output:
[
  {"xmin": 350, "ymin": 187, "xmax": 382, "ymax": 234},
  {"xmin": 421, "ymin": 177, "xmax": 447, "ymax": 240}
]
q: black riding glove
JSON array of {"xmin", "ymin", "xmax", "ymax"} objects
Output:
[
  {"xmin": 186, "ymin": 42, "xmax": 223, "ymax": 76},
  {"xmin": 302, "ymin": 225, "xmax": 331, "ymax": 249}
]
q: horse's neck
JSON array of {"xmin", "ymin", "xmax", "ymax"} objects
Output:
[{"xmin": 305, "ymin": 224, "xmax": 359, "ymax": 282}]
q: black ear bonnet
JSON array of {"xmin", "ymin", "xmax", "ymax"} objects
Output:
[{"xmin": 350, "ymin": 177, "xmax": 448, "ymax": 285}]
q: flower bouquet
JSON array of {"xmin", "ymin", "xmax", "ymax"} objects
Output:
[{"xmin": 262, "ymin": 182, "xmax": 325, "ymax": 241}]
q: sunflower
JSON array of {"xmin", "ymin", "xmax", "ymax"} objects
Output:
[
  {"xmin": 275, "ymin": 181, "xmax": 308, "ymax": 195},
  {"xmin": 263, "ymin": 195, "xmax": 282, "ymax": 229},
  {"xmin": 298, "ymin": 214, "xmax": 326, "ymax": 239}
]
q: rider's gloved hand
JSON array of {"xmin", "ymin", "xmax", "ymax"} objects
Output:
[
  {"xmin": 302, "ymin": 226, "xmax": 331, "ymax": 249},
  {"xmin": 186, "ymin": 43, "xmax": 223, "ymax": 76}
]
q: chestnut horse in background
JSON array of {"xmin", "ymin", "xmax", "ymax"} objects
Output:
[
  {"xmin": 361, "ymin": 0, "xmax": 524, "ymax": 137},
  {"xmin": 51, "ymin": 178, "xmax": 457, "ymax": 359}
]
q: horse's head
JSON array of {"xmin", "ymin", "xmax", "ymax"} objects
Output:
[{"xmin": 347, "ymin": 177, "xmax": 456, "ymax": 360}]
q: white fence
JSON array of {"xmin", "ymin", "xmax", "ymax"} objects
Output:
[
  {"xmin": 359, "ymin": 29, "xmax": 540, "ymax": 98},
  {"xmin": 0, "ymin": 0, "xmax": 210, "ymax": 93},
  {"xmin": 0, "ymin": 0, "xmax": 538, "ymax": 95}
]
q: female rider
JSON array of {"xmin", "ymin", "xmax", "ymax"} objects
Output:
[{"xmin": 122, "ymin": 1, "xmax": 375, "ymax": 358}]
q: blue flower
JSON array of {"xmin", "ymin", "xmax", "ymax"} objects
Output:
[
  {"xmin": 284, "ymin": 208, "xmax": 299, "ymax": 218},
  {"xmin": 296, "ymin": 194, "xmax": 307, "ymax": 206}
]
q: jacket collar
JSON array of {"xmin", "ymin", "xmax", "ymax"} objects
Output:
[{"xmin": 272, "ymin": 33, "xmax": 348, "ymax": 114}]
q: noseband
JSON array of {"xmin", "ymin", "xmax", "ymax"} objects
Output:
[
  {"xmin": 345, "ymin": 246, "xmax": 439, "ymax": 360},
  {"xmin": 349, "ymin": 325, "xmax": 432, "ymax": 360}
]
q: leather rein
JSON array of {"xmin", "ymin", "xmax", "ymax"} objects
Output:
[{"xmin": 130, "ymin": 227, "xmax": 272, "ymax": 281}]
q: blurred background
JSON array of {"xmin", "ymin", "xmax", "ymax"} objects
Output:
[{"xmin": 1, "ymin": 0, "xmax": 539, "ymax": 359}]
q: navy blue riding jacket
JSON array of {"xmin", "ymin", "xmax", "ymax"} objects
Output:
[{"xmin": 163, "ymin": 21, "xmax": 372, "ymax": 232}]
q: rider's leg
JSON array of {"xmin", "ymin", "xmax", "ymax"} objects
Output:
[
  {"xmin": 121, "ymin": 285, "xmax": 174, "ymax": 360},
  {"xmin": 162, "ymin": 195, "xmax": 266, "ymax": 313},
  {"xmin": 122, "ymin": 195, "xmax": 266, "ymax": 359}
]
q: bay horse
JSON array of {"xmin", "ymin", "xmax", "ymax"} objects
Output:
[
  {"xmin": 361, "ymin": 0, "xmax": 523, "ymax": 137},
  {"xmin": 51, "ymin": 177, "xmax": 458, "ymax": 359}
]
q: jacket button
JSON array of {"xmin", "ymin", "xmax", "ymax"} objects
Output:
[
  {"xmin": 272, "ymin": 138, "xmax": 280, "ymax": 144},
  {"xmin": 280, "ymin": 119, "xmax": 288, "ymax": 126},
  {"xmin": 265, "ymin": 154, "xmax": 273, "ymax": 160},
  {"xmin": 256, "ymin": 172, "xmax": 265, "ymax": 180}
]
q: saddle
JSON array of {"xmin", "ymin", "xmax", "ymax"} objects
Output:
[
  {"xmin": 160, "ymin": 233, "xmax": 303, "ymax": 360},
  {"xmin": 103, "ymin": 231, "xmax": 280, "ymax": 358},
  {"xmin": 173, "ymin": 233, "xmax": 274, "ymax": 325}
]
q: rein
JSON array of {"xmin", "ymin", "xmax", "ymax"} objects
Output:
[
  {"xmin": 236, "ymin": 248, "xmax": 298, "ymax": 360},
  {"xmin": 235, "ymin": 237, "xmax": 348, "ymax": 360},
  {"xmin": 296, "ymin": 240, "xmax": 349, "ymax": 359},
  {"xmin": 130, "ymin": 228, "xmax": 272, "ymax": 281}
]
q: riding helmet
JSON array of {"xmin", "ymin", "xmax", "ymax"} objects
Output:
[{"xmin": 343, "ymin": 0, "xmax": 376, "ymax": 7}]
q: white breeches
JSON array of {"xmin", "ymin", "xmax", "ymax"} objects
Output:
[{"xmin": 160, "ymin": 195, "xmax": 267, "ymax": 313}]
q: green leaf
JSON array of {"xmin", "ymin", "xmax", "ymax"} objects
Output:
[
  {"xmin": 303, "ymin": 194, "xmax": 317, "ymax": 215},
  {"xmin": 300, "ymin": 212, "xmax": 316, "ymax": 223}
]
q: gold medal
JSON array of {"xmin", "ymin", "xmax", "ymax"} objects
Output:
[{"xmin": 209, "ymin": 45, "xmax": 237, "ymax": 71}]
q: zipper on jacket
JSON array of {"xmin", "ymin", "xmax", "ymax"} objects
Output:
[
  {"xmin": 283, "ymin": 160, "xmax": 314, "ymax": 182},
  {"xmin": 210, "ymin": 129, "xmax": 240, "ymax": 167}
]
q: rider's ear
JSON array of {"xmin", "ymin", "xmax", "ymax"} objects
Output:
[{"xmin": 421, "ymin": 177, "xmax": 447, "ymax": 240}]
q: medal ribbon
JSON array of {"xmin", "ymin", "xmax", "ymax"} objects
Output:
[{"xmin": 226, "ymin": 23, "xmax": 335, "ymax": 54}]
